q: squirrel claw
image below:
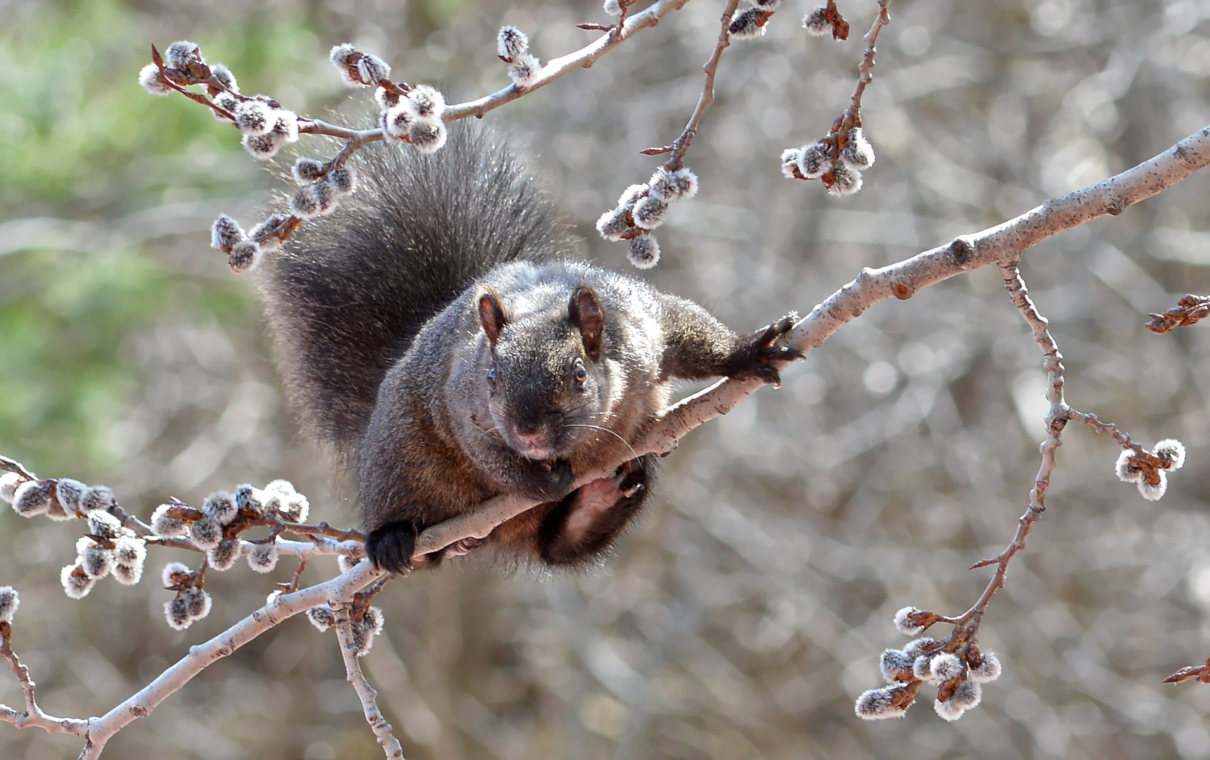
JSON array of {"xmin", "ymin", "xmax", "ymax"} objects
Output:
[
  {"xmin": 725, "ymin": 312, "xmax": 802, "ymax": 386},
  {"xmin": 365, "ymin": 521, "xmax": 418, "ymax": 574}
]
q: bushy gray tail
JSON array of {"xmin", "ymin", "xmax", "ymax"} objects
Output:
[{"xmin": 260, "ymin": 124, "xmax": 570, "ymax": 455}]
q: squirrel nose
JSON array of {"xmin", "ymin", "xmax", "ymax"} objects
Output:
[{"xmin": 512, "ymin": 422, "xmax": 551, "ymax": 448}]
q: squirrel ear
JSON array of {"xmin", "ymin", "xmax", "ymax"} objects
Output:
[
  {"xmin": 478, "ymin": 288, "xmax": 508, "ymax": 346},
  {"xmin": 568, "ymin": 286, "xmax": 605, "ymax": 361}
]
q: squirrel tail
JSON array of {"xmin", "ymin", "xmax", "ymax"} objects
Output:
[{"xmin": 260, "ymin": 124, "xmax": 570, "ymax": 456}]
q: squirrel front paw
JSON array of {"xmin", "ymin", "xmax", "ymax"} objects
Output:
[
  {"xmin": 523, "ymin": 458, "xmax": 575, "ymax": 501},
  {"xmin": 365, "ymin": 521, "xmax": 418, "ymax": 574},
  {"xmin": 724, "ymin": 313, "xmax": 803, "ymax": 386}
]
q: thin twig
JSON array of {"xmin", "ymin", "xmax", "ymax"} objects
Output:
[
  {"xmin": 641, "ymin": 0, "xmax": 740, "ymax": 167},
  {"xmin": 0, "ymin": 623, "xmax": 88, "ymax": 736},
  {"xmin": 336, "ymin": 617, "xmax": 406, "ymax": 759}
]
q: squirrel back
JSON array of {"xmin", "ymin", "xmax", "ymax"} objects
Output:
[{"xmin": 260, "ymin": 125, "xmax": 572, "ymax": 458}]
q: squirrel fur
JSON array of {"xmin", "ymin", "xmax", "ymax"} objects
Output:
[{"xmin": 260, "ymin": 125, "xmax": 798, "ymax": 572}]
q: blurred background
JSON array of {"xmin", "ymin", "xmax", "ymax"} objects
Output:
[{"xmin": 4, "ymin": 0, "xmax": 1210, "ymax": 757}]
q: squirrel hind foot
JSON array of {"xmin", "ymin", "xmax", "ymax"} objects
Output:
[{"xmin": 365, "ymin": 521, "xmax": 420, "ymax": 574}]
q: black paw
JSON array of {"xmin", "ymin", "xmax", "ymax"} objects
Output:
[
  {"xmin": 725, "ymin": 313, "xmax": 802, "ymax": 386},
  {"xmin": 365, "ymin": 521, "xmax": 418, "ymax": 574},
  {"xmin": 525, "ymin": 458, "xmax": 575, "ymax": 501}
]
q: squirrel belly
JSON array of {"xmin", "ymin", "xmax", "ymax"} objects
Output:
[{"xmin": 260, "ymin": 124, "xmax": 799, "ymax": 573}]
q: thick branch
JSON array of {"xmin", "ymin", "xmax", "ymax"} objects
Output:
[
  {"xmin": 77, "ymin": 561, "xmax": 383, "ymax": 757},
  {"xmin": 414, "ymin": 123, "xmax": 1210, "ymax": 558}
]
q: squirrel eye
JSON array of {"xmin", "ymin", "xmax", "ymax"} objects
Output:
[
  {"xmin": 486, "ymin": 365, "xmax": 498, "ymax": 386},
  {"xmin": 573, "ymin": 362, "xmax": 588, "ymax": 386}
]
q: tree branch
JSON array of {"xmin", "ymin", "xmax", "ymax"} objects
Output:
[{"xmin": 414, "ymin": 123, "xmax": 1210, "ymax": 559}]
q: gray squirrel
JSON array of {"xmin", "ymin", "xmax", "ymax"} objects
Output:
[{"xmin": 260, "ymin": 126, "xmax": 799, "ymax": 573}]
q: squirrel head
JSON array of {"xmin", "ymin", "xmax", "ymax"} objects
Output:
[{"xmin": 477, "ymin": 286, "xmax": 617, "ymax": 461}]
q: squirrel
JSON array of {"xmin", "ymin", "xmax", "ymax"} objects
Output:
[{"xmin": 260, "ymin": 125, "xmax": 799, "ymax": 573}]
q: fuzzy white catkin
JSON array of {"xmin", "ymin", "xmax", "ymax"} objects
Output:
[
  {"xmin": 827, "ymin": 162, "xmax": 863, "ymax": 196},
  {"xmin": 632, "ymin": 196, "xmax": 669, "ymax": 230},
  {"xmin": 1115, "ymin": 449, "xmax": 1141, "ymax": 483},
  {"xmin": 603, "ymin": 0, "xmax": 622, "ymax": 16},
  {"xmin": 204, "ymin": 491, "xmax": 238, "ymax": 525},
  {"xmin": 164, "ymin": 595, "xmax": 191, "ymax": 630},
  {"xmin": 356, "ymin": 53, "xmax": 391, "ymax": 85},
  {"xmin": 210, "ymin": 63, "xmax": 238, "ymax": 93},
  {"xmin": 1136, "ymin": 471, "xmax": 1168, "ymax": 501},
  {"xmin": 12, "ymin": 480, "xmax": 51, "ymax": 517},
  {"xmin": 138, "ymin": 63, "xmax": 172, "ymax": 96},
  {"xmin": 617, "ymin": 183, "xmax": 648, "ymax": 209},
  {"xmin": 930, "ymin": 653, "xmax": 965, "ymax": 682},
  {"xmin": 893, "ymin": 606, "xmax": 926, "ymax": 635},
  {"xmin": 803, "ymin": 8, "xmax": 831, "ymax": 36},
  {"xmin": 60, "ymin": 565, "xmax": 94, "ymax": 600},
  {"xmin": 508, "ymin": 53, "xmax": 541, "ymax": 87},
  {"xmin": 729, "ymin": 8, "xmax": 767, "ymax": 40},
  {"xmin": 797, "ymin": 142, "xmax": 832, "ymax": 179},
  {"xmin": 0, "ymin": 586, "xmax": 19, "ymax": 624},
  {"xmin": 842, "ymin": 127, "xmax": 876, "ymax": 169},
  {"xmin": 161, "ymin": 561, "xmax": 192, "ymax": 588},
  {"xmin": 183, "ymin": 587, "xmax": 212, "ymax": 620},
  {"xmin": 903, "ymin": 637, "xmax": 940, "ymax": 658},
  {"xmin": 248, "ymin": 542, "xmax": 280, "ymax": 573},
  {"xmin": 151, "ymin": 504, "xmax": 187, "ymax": 537},
  {"xmin": 596, "ymin": 208, "xmax": 630, "ymax": 241},
  {"xmin": 329, "ymin": 43, "xmax": 357, "ymax": 66},
  {"xmin": 0, "ymin": 472, "xmax": 21, "ymax": 503},
  {"xmin": 913, "ymin": 655, "xmax": 935, "ymax": 682},
  {"xmin": 81, "ymin": 485, "xmax": 117, "ymax": 514},
  {"xmin": 114, "ymin": 534, "xmax": 147, "ymax": 566},
  {"xmin": 780, "ymin": 147, "xmax": 803, "ymax": 179},
  {"xmin": 327, "ymin": 166, "xmax": 357, "ymax": 195},
  {"xmin": 242, "ymin": 132, "xmax": 286, "ymax": 161},
  {"xmin": 208, "ymin": 539, "xmax": 240, "ymax": 571},
  {"xmin": 1154, "ymin": 439, "xmax": 1186, "ymax": 469},
  {"xmin": 951, "ymin": 680, "xmax": 983, "ymax": 711},
  {"xmin": 80, "ymin": 544, "xmax": 113, "ymax": 579},
  {"xmin": 86, "ymin": 509, "xmax": 122, "ymax": 540},
  {"xmin": 405, "ymin": 85, "xmax": 445, "ymax": 120},
  {"xmin": 934, "ymin": 696, "xmax": 965, "ymax": 722},
  {"xmin": 165, "ymin": 40, "xmax": 202, "ymax": 69},
  {"xmin": 112, "ymin": 562, "xmax": 143, "ymax": 586},
  {"xmin": 880, "ymin": 649, "xmax": 915, "ymax": 682},
  {"xmin": 408, "ymin": 119, "xmax": 448, "ymax": 155},
  {"xmin": 292, "ymin": 158, "xmax": 327, "ymax": 185},
  {"xmin": 189, "ymin": 516, "xmax": 223, "ymax": 551},
  {"xmin": 54, "ymin": 478, "xmax": 86, "ymax": 514},
  {"xmin": 228, "ymin": 240, "xmax": 263, "ymax": 273},
  {"xmin": 497, "ymin": 26, "xmax": 529, "ymax": 61},
  {"xmin": 308, "ymin": 605, "xmax": 336, "ymax": 632},
  {"xmin": 969, "ymin": 652, "xmax": 1003, "ymax": 683},
  {"xmin": 854, "ymin": 685, "xmax": 909, "ymax": 720},
  {"xmin": 234, "ymin": 100, "xmax": 275, "ymax": 136},
  {"xmin": 233, "ymin": 484, "xmax": 264, "ymax": 513},
  {"xmin": 627, "ymin": 235, "xmax": 661, "ymax": 270}
]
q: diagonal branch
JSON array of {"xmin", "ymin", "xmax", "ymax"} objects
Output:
[{"xmin": 413, "ymin": 123, "xmax": 1210, "ymax": 559}]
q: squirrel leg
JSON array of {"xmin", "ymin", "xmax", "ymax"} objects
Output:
[
  {"xmin": 536, "ymin": 456, "xmax": 655, "ymax": 566},
  {"xmin": 659, "ymin": 295, "xmax": 802, "ymax": 385}
]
